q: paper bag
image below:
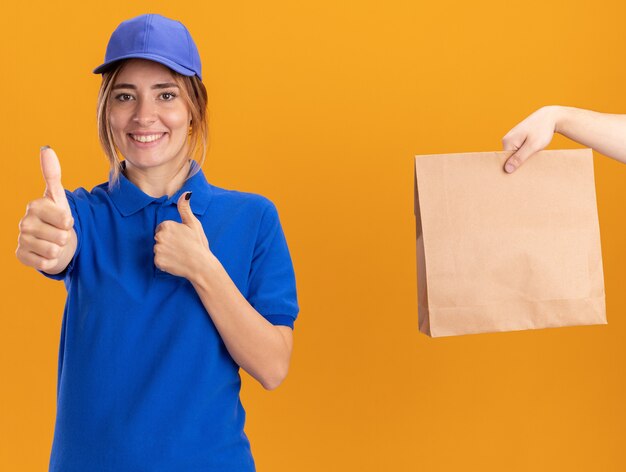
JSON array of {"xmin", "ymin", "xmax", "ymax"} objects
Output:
[{"xmin": 414, "ymin": 149, "xmax": 606, "ymax": 337}]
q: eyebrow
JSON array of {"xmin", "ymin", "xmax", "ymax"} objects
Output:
[{"xmin": 112, "ymin": 83, "xmax": 180, "ymax": 90}]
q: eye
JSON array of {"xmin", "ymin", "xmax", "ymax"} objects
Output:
[
  {"xmin": 160, "ymin": 91, "xmax": 177, "ymax": 101},
  {"xmin": 114, "ymin": 93, "xmax": 133, "ymax": 102}
]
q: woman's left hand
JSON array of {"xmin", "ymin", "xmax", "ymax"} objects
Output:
[{"xmin": 154, "ymin": 192, "xmax": 212, "ymax": 280}]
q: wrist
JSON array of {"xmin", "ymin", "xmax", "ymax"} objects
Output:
[
  {"xmin": 547, "ymin": 105, "xmax": 569, "ymax": 135},
  {"xmin": 188, "ymin": 249, "xmax": 221, "ymax": 287}
]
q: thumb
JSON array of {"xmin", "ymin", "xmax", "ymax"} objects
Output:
[
  {"xmin": 503, "ymin": 140, "xmax": 534, "ymax": 174},
  {"xmin": 40, "ymin": 146, "xmax": 70, "ymax": 210},
  {"xmin": 177, "ymin": 191, "xmax": 197, "ymax": 227}
]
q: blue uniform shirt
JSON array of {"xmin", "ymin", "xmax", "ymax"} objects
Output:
[{"xmin": 40, "ymin": 160, "xmax": 299, "ymax": 472}]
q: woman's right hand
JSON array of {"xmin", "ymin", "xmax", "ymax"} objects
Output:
[
  {"xmin": 16, "ymin": 147, "xmax": 77, "ymax": 274},
  {"xmin": 502, "ymin": 105, "xmax": 563, "ymax": 173}
]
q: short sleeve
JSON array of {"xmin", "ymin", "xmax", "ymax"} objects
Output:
[
  {"xmin": 247, "ymin": 201, "xmax": 299, "ymax": 329},
  {"xmin": 38, "ymin": 189, "xmax": 83, "ymax": 285}
]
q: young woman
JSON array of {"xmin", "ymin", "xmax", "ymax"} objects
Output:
[
  {"xmin": 15, "ymin": 13, "xmax": 298, "ymax": 472},
  {"xmin": 503, "ymin": 105, "xmax": 626, "ymax": 171}
]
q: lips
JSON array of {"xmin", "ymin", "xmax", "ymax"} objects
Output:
[{"xmin": 129, "ymin": 133, "xmax": 165, "ymax": 143}]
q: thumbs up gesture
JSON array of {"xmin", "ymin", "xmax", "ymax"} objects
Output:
[
  {"xmin": 154, "ymin": 192, "xmax": 212, "ymax": 280},
  {"xmin": 16, "ymin": 147, "xmax": 78, "ymax": 274}
]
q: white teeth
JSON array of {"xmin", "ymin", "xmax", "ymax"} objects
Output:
[{"xmin": 130, "ymin": 133, "xmax": 164, "ymax": 143}]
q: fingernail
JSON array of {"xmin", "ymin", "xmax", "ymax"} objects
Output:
[
  {"xmin": 40, "ymin": 145, "xmax": 51, "ymax": 151},
  {"xmin": 504, "ymin": 163, "xmax": 515, "ymax": 173},
  {"xmin": 185, "ymin": 191, "xmax": 192, "ymax": 201}
]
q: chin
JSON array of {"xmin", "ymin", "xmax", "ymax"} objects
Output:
[{"xmin": 123, "ymin": 152, "xmax": 188, "ymax": 172}]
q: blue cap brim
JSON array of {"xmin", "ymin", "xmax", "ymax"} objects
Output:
[{"xmin": 93, "ymin": 53, "xmax": 199, "ymax": 80}]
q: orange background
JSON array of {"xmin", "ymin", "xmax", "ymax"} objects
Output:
[{"xmin": 2, "ymin": 1, "xmax": 626, "ymax": 471}]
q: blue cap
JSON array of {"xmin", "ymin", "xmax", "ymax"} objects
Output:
[{"xmin": 93, "ymin": 14, "xmax": 202, "ymax": 80}]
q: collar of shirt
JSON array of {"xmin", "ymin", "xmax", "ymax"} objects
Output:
[{"xmin": 107, "ymin": 160, "xmax": 213, "ymax": 217}]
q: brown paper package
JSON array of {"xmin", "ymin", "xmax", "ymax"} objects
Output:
[{"xmin": 414, "ymin": 149, "xmax": 606, "ymax": 337}]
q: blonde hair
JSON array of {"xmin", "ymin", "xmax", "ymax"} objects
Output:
[{"xmin": 96, "ymin": 61, "xmax": 209, "ymax": 187}]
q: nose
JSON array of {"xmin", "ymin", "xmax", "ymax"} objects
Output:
[{"xmin": 132, "ymin": 97, "xmax": 157, "ymax": 127}]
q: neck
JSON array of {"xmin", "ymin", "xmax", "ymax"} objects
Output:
[{"xmin": 124, "ymin": 159, "xmax": 192, "ymax": 198}]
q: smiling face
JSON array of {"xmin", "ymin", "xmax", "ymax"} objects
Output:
[{"xmin": 108, "ymin": 58, "xmax": 192, "ymax": 175}]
